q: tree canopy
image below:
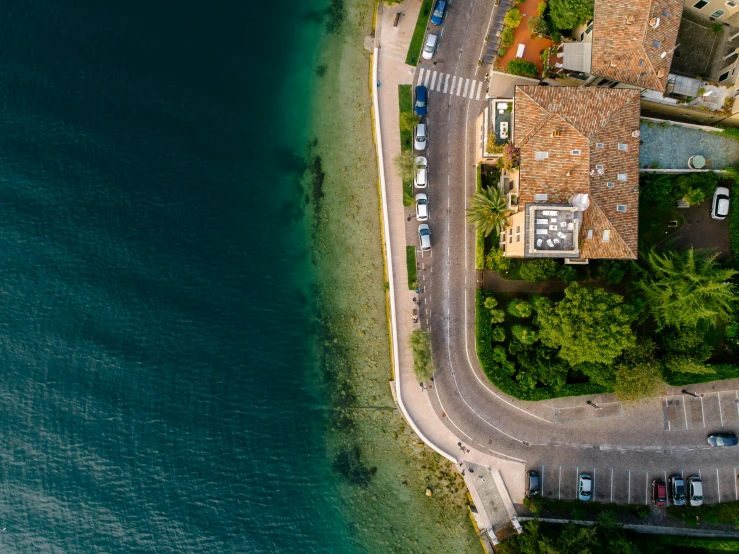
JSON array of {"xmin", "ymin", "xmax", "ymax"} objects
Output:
[
  {"xmin": 466, "ymin": 186, "xmax": 512, "ymax": 238},
  {"xmin": 537, "ymin": 283, "xmax": 637, "ymax": 366},
  {"xmin": 637, "ymin": 248, "xmax": 738, "ymax": 330},
  {"xmin": 547, "ymin": 0, "xmax": 594, "ymax": 30},
  {"xmin": 614, "ymin": 339, "xmax": 664, "ymax": 402}
]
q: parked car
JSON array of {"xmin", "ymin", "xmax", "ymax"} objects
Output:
[
  {"xmin": 414, "ymin": 124, "xmax": 427, "ymax": 151},
  {"xmin": 669, "ymin": 475, "xmax": 686, "ymax": 507},
  {"xmin": 430, "ymin": 0, "xmax": 447, "ymax": 25},
  {"xmin": 711, "ymin": 186, "xmax": 730, "ymax": 220},
  {"xmin": 688, "ymin": 476, "xmax": 703, "ymax": 507},
  {"xmin": 652, "ymin": 479, "xmax": 667, "ymax": 507},
  {"xmin": 422, "ymin": 33, "xmax": 438, "ymax": 60},
  {"xmin": 415, "ymin": 193, "xmax": 429, "ymax": 221},
  {"xmin": 526, "ymin": 470, "xmax": 540, "ymax": 498},
  {"xmin": 577, "ymin": 473, "xmax": 592, "ymax": 502},
  {"xmin": 707, "ymin": 431, "xmax": 738, "ymax": 446},
  {"xmin": 414, "ymin": 157, "xmax": 428, "ymax": 189},
  {"xmin": 418, "ymin": 224, "xmax": 431, "ymax": 251},
  {"xmin": 414, "ymin": 85, "xmax": 428, "ymax": 117}
]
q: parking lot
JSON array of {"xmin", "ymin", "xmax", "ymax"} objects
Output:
[
  {"xmin": 664, "ymin": 390, "xmax": 739, "ymax": 432},
  {"xmin": 530, "ymin": 463, "xmax": 739, "ymax": 505}
]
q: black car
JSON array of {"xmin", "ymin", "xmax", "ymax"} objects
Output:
[
  {"xmin": 707, "ymin": 432, "xmax": 738, "ymax": 447},
  {"xmin": 414, "ymin": 85, "xmax": 427, "ymax": 117},
  {"xmin": 526, "ymin": 470, "xmax": 540, "ymax": 497}
]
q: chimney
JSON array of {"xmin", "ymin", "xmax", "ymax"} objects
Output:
[
  {"xmin": 649, "ymin": 17, "xmax": 660, "ymax": 29},
  {"xmin": 657, "ymin": 68, "xmax": 664, "ymax": 78},
  {"xmin": 626, "ymin": 14, "xmax": 635, "ymax": 24},
  {"xmin": 632, "ymin": 130, "xmax": 641, "ymax": 138},
  {"xmin": 551, "ymin": 130, "xmax": 562, "ymax": 137}
]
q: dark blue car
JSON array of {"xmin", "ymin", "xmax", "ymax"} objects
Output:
[
  {"xmin": 414, "ymin": 85, "xmax": 427, "ymax": 117},
  {"xmin": 430, "ymin": 0, "xmax": 447, "ymax": 25}
]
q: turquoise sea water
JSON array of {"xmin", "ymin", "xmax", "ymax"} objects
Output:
[{"xmin": 0, "ymin": 1, "xmax": 360, "ymax": 552}]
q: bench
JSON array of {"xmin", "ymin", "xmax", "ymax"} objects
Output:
[{"xmin": 393, "ymin": 12, "xmax": 401, "ymax": 27}]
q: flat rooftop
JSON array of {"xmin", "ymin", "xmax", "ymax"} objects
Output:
[{"xmin": 525, "ymin": 204, "xmax": 581, "ymax": 257}]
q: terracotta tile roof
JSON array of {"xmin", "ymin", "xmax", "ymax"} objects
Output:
[
  {"xmin": 590, "ymin": 0, "xmax": 683, "ymax": 92},
  {"xmin": 513, "ymin": 86, "xmax": 641, "ymax": 259}
]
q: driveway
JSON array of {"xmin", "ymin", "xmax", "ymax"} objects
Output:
[{"xmin": 668, "ymin": 190, "xmax": 731, "ymax": 260}]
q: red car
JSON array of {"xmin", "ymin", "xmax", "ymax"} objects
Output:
[{"xmin": 652, "ymin": 479, "xmax": 667, "ymax": 507}]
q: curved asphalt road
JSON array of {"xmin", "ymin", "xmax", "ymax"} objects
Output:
[{"xmin": 416, "ymin": 0, "xmax": 739, "ymax": 505}]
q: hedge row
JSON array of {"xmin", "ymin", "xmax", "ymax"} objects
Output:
[
  {"xmin": 475, "ymin": 290, "xmax": 607, "ymax": 401},
  {"xmin": 524, "ymin": 497, "xmax": 649, "ymax": 520},
  {"xmin": 656, "ymin": 535, "xmax": 739, "ymax": 551},
  {"xmin": 732, "ymin": 179, "xmax": 739, "ymax": 257},
  {"xmin": 663, "ymin": 363, "xmax": 739, "ymax": 387},
  {"xmin": 667, "ymin": 500, "xmax": 739, "ymax": 526}
]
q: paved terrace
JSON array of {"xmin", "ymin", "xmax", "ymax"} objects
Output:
[{"xmin": 639, "ymin": 120, "xmax": 739, "ymax": 169}]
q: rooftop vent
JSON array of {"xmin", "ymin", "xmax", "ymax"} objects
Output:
[
  {"xmin": 551, "ymin": 130, "xmax": 562, "ymax": 137},
  {"xmin": 657, "ymin": 68, "xmax": 665, "ymax": 77},
  {"xmin": 632, "ymin": 130, "xmax": 640, "ymax": 138},
  {"xmin": 649, "ymin": 17, "xmax": 660, "ymax": 28},
  {"xmin": 626, "ymin": 14, "xmax": 635, "ymax": 24},
  {"xmin": 610, "ymin": 60, "xmax": 619, "ymax": 67}
]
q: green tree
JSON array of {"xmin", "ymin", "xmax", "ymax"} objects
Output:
[
  {"xmin": 491, "ymin": 326, "xmax": 506, "ymax": 342},
  {"xmin": 483, "ymin": 296, "xmax": 499, "ymax": 310},
  {"xmin": 528, "ymin": 15, "xmax": 550, "ymax": 37},
  {"xmin": 508, "ymin": 299, "xmax": 533, "ymax": 318},
  {"xmin": 490, "ymin": 309, "xmax": 506, "ymax": 324},
  {"xmin": 519, "ymin": 258, "xmax": 560, "ymax": 283},
  {"xmin": 466, "ymin": 186, "xmax": 512, "ymax": 238},
  {"xmin": 501, "ymin": 27, "xmax": 515, "ymax": 48},
  {"xmin": 504, "ymin": 7, "xmax": 522, "ymax": 28},
  {"xmin": 597, "ymin": 259, "xmax": 628, "ymax": 284},
  {"xmin": 538, "ymin": 283, "xmax": 637, "ymax": 366},
  {"xmin": 637, "ymin": 248, "xmax": 738, "ymax": 330},
  {"xmin": 410, "ymin": 329, "xmax": 434, "ymax": 380},
  {"xmin": 614, "ymin": 339, "xmax": 664, "ymax": 402},
  {"xmin": 512, "ymin": 324, "xmax": 538, "ymax": 345},
  {"xmin": 548, "ymin": 0, "xmax": 593, "ymax": 29},
  {"xmin": 399, "ymin": 110, "xmax": 420, "ymax": 133},
  {"xmin": 393, "ymin": 149, "xmax": 423, "ymax": 182},
  {"xmin": 485, "ymin": 247, "xmax": 511, "ymax": 272}
]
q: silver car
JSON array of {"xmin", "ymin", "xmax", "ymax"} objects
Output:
[
  {"xmin": 414, "ymin": 123, "xmax": 427, "ymax": 151},
  {"xmin": 688, "ymin": 476, "xmax": 703, "ymax": 506},
  {"xmin": 414, "ymin": 157, "xmax": 428, "ymax": 189},
  {"xmin": 415, "ymin": 193, "xmax": 429, "ymax": 221},
  {"xmin": 418, "ymin": 224, "xmax": 431, "ymax": 251},
  {"xmin": 422, "ymin": 33, "xmax": 438, "ymax": 60},
  {"xmin": 578, "ymin": 473, "xmax": 592, "ymax": 502},
  {"xmin": 670, "ymin": 475, "xmax": 686, "ymax": 507}
]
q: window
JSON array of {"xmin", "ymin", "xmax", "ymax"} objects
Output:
[
  {"xmin": 509, "ymin": 228, "xmax": 513, "ymax": 243},
  {"xmin": 720, "ymin": 70, "xmax": 731, "ymax": 82},
  {"xmin": 586, "ymin": 230, "xmax": 593, "ymax": 239},
  {"xmin": 711, "ymin": 9, "xmax": 725, "ymax": 17},
  {"xmin": 693, "ymin": 0, "xmax": 708, "ymax": 8},
  {"xmin": 653, "ymin": 40, "xmax": 660, "ymax": 48},
  {"xmin": 571, "ymin": 149, "xmax": 581, "ymax": 155},
  {"xmin": 596, "ymin": 164, "xmax": 604, "ymax": 170},
  {"xmin": 618, "ymin": 173, "xmax": 627, "ymax": 181},
  {"xmin": 596, "ymin": 142, "xmax": 604, "ymax": 148},
  {"xmin": 580, "ymin": 32, "xmax": 585, "ymax": 41},
  {"xmin": 618, "ymin": 143, "xmax": 628, "ymax": 151},
  {"xmin": 516, "ymin": 226, "xmax": 521, "ymax": 242},
  {"xmin": 535, "ymin": 151, "xmax": 549, "ymax": 159},
  {"xmin": 534, "ymin": 193, "xmax": 548, "ymax": 201},
  {"xmin": 603, "ymin": 230, "xmax": 611, "ymax": 242},
  {"xmin": 586, "ymin": 23, "xmax": 594, "ymax": 35},
  {"xmin": 638, "ymin": 59, "xmax": 644, "ymax": 67},
  {"xmin": 607, "ymin": 182, "xmax": 615, "ymax": 188},
  {"xmin": 728, "ymin": 0, "xmax": 737, "ymax": 7},
  {"xmin": 617, "ymin": 204, "xmax": 628, "ymax": 212}
]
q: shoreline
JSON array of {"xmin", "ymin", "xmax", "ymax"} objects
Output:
[{"xmin": 302, "ymin": 0, "xmax": 482, "ymax": 551}]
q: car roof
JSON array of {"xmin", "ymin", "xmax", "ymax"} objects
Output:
[
  {"xmin": 716, "ymin": 186, "xmax": 730, "ymax": 196},
  {"xmin": 417, "ymin": 85, "xmax": 427, "ymax": 95},
  {"xmin": 718, "ymin": 198, "xmax": 730, "ymax": 215},
  {"xmin": 417, "ymin": 123, "xmax": 426, "ymax": 131},
  {"xmin": 426, "ymin": 34, "xmax": 438, "ymax": 45},
  {"xmin": 692, "ymin": 480, "xmax": 703, "ymax": 494}
]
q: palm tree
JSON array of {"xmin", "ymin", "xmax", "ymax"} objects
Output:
[
  {"xmin": 466, "ymin": 186, "xmax": 512, "ymax": 237},
  {"xmin": 636, "ymin": 248, "xmax": 738, "ymax": 330}
]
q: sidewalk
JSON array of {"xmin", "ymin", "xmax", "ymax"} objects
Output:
[{"xmin": 372, "ymin": 0, "xmax": 526, "ymax": 504}]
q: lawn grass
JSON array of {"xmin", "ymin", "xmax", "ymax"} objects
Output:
[
  {"xmin": 398, "ymin": 85, "xmax": 414, "ymax": 206},
  {"xmin": 406, "ymin": 246, "xmax": 418, "ymax": 289},
  {"xmin": 667, "ymin": 500, "xmax": 739, "ymax": 527},
  {"xmin": 405, "ymin": 0, "xmax": 434, "ymax": 66},
  {"xmin": 656, "ymin": 535, "xmax": 739, "ymax": 551}
]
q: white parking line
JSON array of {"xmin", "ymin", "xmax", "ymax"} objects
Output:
[
  {"xmin": 541, "ymin": 465, "xmax": 545, "ymax": 494},
  {"xmin": 456, "ymin": 77, "xmax": 463, "ymax": 96},
  {"xmin": 558, "ymin": 465, "xmax": 562, "ymax": 500},
  {"xmin": 416, "ymin": 68, "xmax": 425, "ymax": 86},
  {"xmin": 645, "ymin": 471, "xmax": 649, "ymax": 505},
  {"xmin": 734, "ymin": 467, "xmax": 738, "ymax": 501},
  {"xmin": 628, "ymin": 470, "xmax": 631, "ymax": 504},
  {"xmin": 430, "ymin": 71, "xmax": 438, "ymax": 90},
  {"xmin": 719, "ymin": 394, "xmax": 724, "ymax": 427},
  {"xmin": 443, "ymin": 74, "xmax": 450, "ymax": 93},
  {"xmin": 575, "ymin": 466, "xmax": 579, "ymax": 500},
  {"xmin": 701, "ymin": 396, "xmax": 706, "ymax": 428},
  {"xmin": 423, "ymin": 70, "xmax": 431, "ymax": 87},
  {"xmin": 476, "ymin": 81, "xmax": 483, "ymax": 100},
  {"xmin": 683, "ymin": 399, "xmax": 689, "ymax": 430},
  {"xmin": 593, "ymin": 468, "xmax": 596, "ymax": 501},
  {"xmin": 717, "ymin": 468, "xmax": 721, "ymax": 503},
  {"xmin": 610, "ymin": 469, "xmax": 614, "ymax": 503}
]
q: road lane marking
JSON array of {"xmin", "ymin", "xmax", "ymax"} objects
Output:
[
  {"xmin": 450, "ymin": 76, "xmax": 457, "ymax": 95},
  {"xmin": 683, "ymin": 398, "xmax": 689, "ymax": 430},
  {"xmin": 468, "ymin": 81, "xmax": 478, "ymax": 99},
  {"xmin": 700, "ymin": 396, "xmax": 706, "ymax": 428},
  {"xmin": 443, "ymin": 74, "xmax": 450, "ymax": 93},
  {"xmin": 462, "ymin": 78, "xmax": 470, "ymax": 98},
  {"xmin": 628, "ymin": 470, "xmax": 631, "ymax": 504},
  {"xmin": 717, "ymin": 468, "xmax": 721, "ymax": 503},
  {"xmin": 646, "ymin": 471, "xmax": 649, "ymax": 505},
  {"xmin": 719, "ymin": 393, "xmax": 724, "ymax": 426},
  {"xmin": 435, "ymin": 73, "xmax": 444, "ymax": 91},
  {"xmin": 559, "ymin": 466, "xmax": 562, "ymax": 500},
  {"xmin": 476, "ymin": 81, "xmax": 483, "ymax": 100},
  {"xmin": 456, "ymin": 77, "xmax": 463, "ymax": 96},
  {"xmin": 610, "ymin": 469, "xmax": 614, "ymax": 503},
  {"xmin": 430, "ymin": 71, "xmax": 438, "ymax": 90},
  {"xmin": 424, "ymin": 70, "xmax": 431, "ymax": 87},
  {"xmin": 417, "ymin": 68, "xmax": 425, "ymax": 86}
]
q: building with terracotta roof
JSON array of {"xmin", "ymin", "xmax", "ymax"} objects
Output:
[
  {"xmin": 501, "ymin": 86, "xmax": 641, "ymax": 261},
  {"xmin": 560, "ymin": 0, "xmax": 683, "ymax": 92}
]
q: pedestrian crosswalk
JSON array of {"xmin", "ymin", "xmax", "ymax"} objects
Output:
[{"xmin": 416, "ymin": 67, "xmax": 485, "ymax": 101}]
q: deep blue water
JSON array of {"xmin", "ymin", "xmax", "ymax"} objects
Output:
[{"xmin": 0, "ymin": 2, "xmax": 355, "ymax": 552}]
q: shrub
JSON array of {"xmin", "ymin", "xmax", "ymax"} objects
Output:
[
  {"xmin": 528, "ymin": 15, "xmax": 550, "ymax": 37},
  {"xmin": 498, "ymin": 47, "xmax": 507, "ymax": 57},
  {"xmin": 548, "ymin": 0, "xmax": 594, "ymax": 30},
  {"xmin": 537, "ymin": 1, "xmax": 547, "ymax": 15},
  {"xmin": 507, "ymin": 299, "xmax": 533, "ymax": 318},
  {"xmin": 486, "ymin": 247, "xmax": 511, "ymax": 272},
  {"xmin": 491, "ymin": 326, "xmax": 506, "ymax": 342},
  {"xmin": 558, "ymin": 265, "xmax": 576, "ymax": 282},
  {"xmin": 596, "ymin": 259, "xmax": 628, "ymax": 284},
  {"xmin": 484, "ymin": 296, "xmax": 498, "ymax": 310},
  {"xmin": 726, "ymin": 168, "xmax": 739, "ymax": 257},
  {"xmin": 501, "ymin": 27, "xmax": 515, "ymax": 48},
  {"xmin": 410, "ymin": 330, "xmax": 434, "ymax": 380},
  {"xmin": 712, "ymin": 22, "xmax": 724, "ymax": 34},
  {"xmin": 512, "ymin": 324, "xmax": 538, "ymax": 345},
  {"xmin": 504, "ymin": 7, "xmax": 522, "ymax": 29},
  {"xmin": 519, "ymin": 258, "xmax": 560, "ymax": 283},
  {"xmin": 507, "ymin": 59, "xmax": 538, "ymax": 78},
  {"xmin": 490, "ymin": 309, "xmax": 506, "ymax": 324},
  {"xmin": 492, "ymin": 344, "xmax": 508, "ymax": 363}
]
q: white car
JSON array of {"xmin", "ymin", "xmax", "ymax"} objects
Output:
[
  {"xmin": 577, "ymin": 473, "xmax": 592, "ymax": 502},
  {"xmin": 711, "ymin": 186, "xmax": 730, "ymax": 220},
  {"xmin": 422, "ymin": 33, "xmax": 438, "ymax": 60},
  {"xmin": 418, "ymin": 224, "xmax": 431, "ymax": 251},
  {"xmin": 414, "ymin": 123, "xmax": 427, "ymax": 151},
  {"xmin": 414, "ymin": 157, "xmax": 428, "ymax": 189},
  {"xmin": 415, "ymin": 193, "xmax": 429, "ymax": 221},
  {"xmin": 688, "ymin": 476, "xmax": 703, "ymax": 507}
]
